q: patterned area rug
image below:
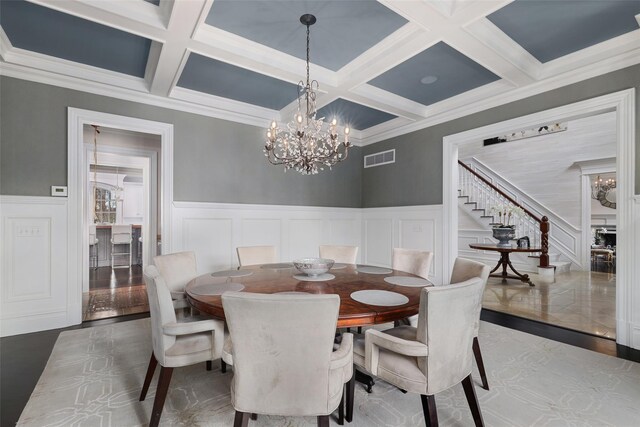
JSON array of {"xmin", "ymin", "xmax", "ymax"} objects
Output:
[
  {"xmin": 17, "ymin": 320, "xmax": 640, "ymax": 426},
  {"xmin": 82, "ymin": 285, "xmax": 149, "ymax": 321}
]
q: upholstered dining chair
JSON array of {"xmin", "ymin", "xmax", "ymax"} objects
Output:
[
  {"xmin": 236, "ymin": 245, "xmax": 277, "ymax": 267},
  {"xmin": 140, "ymin": 265, "xmax": 225, "ymax": 427},
  {"xmin": 448, "ymin": 257, "xmax": 491, "ymax": 390},
  {"xmin": 392, "ymin": 248, "xmax": 433, "ymax": 280},
  {"xmin": 153, "ymin": 251, "xmax": 198, "ymax": 304},
  {"xmin": 352, "ymin": 279, "xmax": 486, "ymax": 427},
  {"xmin": 406, "ymin": 257, "xmax": 491, "ymax": 390},
  {"xmin": 319, "ymin": 245, "xmax": 358, "ymax": 264},
  {"xmin": 222, "ymin": 292, "xmax": 354, "ymax": 427}
]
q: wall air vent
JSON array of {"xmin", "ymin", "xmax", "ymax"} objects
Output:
[
  {"xmin": 364, "ymin": 149, "xmax": 395, "ymax": 168},
  {"xmin": 483, "ymin": 122, "xmax": 568, "ymax": 146}
]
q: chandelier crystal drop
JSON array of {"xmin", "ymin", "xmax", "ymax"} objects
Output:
[{"xmin": 264, "ymin": 14, "xmax": 351, "ymax": 175}]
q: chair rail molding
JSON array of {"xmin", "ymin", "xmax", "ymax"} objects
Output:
[
  {"xmin": 443, "ymin": 88, "xmax": 637, "ymax": 349},
  {"xmin": 67, "ymin": 107, "xmax": 174, "ymax": 331}
]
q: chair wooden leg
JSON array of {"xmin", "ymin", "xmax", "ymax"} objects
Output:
[
  {"xmin": 206, "ymin": 360, "xmax": 212, "ymax": 371},
  {"xmin": 139, "ymin": 352, "xmax": 157, "ymax": 401},
  {"xmin": 346, "ymin": 370, "xmax": 355, "ymax": 422},
  {"xmin": 233, "ymin": 411, "xmax": 250, "ymax": 427},
  {"xmin": 338, "ymin": 390, "xmax": 345, "ymax": 425},
  {"xmin": 462, "ymin": 374, "xmax": 484, "ymax": 427},
  {"xmin": 149, "ymin": 366, "xmax": 173, "ymax": 427},
  {"xmin": 250, "ymin": 413, "xmax": 258, "ymax": 420},
  {"xmin": 473, "ymin": 337, "xmax": 489, "ymax": 390},
  {"xmin": 420, "ymin": 394, "xmax": 438, "ymax": 427},
  {"xmin": 221, "ymin": 359, "xmax": 227, "ymax": 373},
  {"xmin": 317, "ymin": 415, "xmax": 330, "ymax": 427}
]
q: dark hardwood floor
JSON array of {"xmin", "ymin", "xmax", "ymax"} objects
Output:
[
  {"xmin": 89, "ymin": 265, "xmax": 144, "ymax": 289},
  {"xmin": 2, "ymin": 310, "xmax": 638, "ymax": 426}
]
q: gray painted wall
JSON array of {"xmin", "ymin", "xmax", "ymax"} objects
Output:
[
  {"xmin": 0, "ymin": 76, "xmax": 362, "ymax": 207},
  {"xmin": 362, "ymin": 64, "xmax": 640, "ymax": 207}
]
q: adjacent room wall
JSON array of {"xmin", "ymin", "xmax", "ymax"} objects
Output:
[
  {"xmin": 0, "ymin": 76, "xmax": 363, "ymax": 208},
  {"xmin": 362, "ymin": 64, "xmax": 640, "ymax": 207}
]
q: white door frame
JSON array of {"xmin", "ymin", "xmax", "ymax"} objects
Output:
[
  {"xmin": 82, "ymin": 146, "xmax": 156, "ymax": 292},
  {"xmin": 442, "ymin": 89, "xmax": 636, "ymax": 348},
  {"xmin": 68, "ymin": 108, "xmax": 173, "ymax": 325}
]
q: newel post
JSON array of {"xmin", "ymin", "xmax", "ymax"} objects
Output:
[{"xmin": 539, "ymin": 216, "xmax": 550, "ymax": 268}]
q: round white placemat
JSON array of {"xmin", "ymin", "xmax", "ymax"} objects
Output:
[
  {"xmin": 331, "ymin": 263, "xmax": 348, "ymax": 270},
  {"xmin": 350, "ymin": 290, "xmax": 409, "ymax": 306},
  {"xmin": 191, "ymin": 283, "xmax": 245, "ymax": 296},
  {"xmin": 211, "ymin": 270, "xmax": 253, "ymax": 278},
  {"xmin": 384, "ymin": 276, "xmax": 431, "ymax": 287},
  {"xmin": 356, "ymin": 265, "xmax": 393, "ymax": 275},
  {"xmin": 293, "ymin": 273, "xmax": 335, "ymax": 282},
  {"xmin": 260, "ymin": 263, "xmax": 294, "ymax": 269}
]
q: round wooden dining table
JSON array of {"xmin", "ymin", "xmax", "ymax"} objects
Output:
[{"xmin": 185, "ymin": 263, "xmax": 431, "ymax": 328}]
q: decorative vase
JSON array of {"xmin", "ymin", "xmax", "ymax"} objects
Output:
[{"xmin": 493, "ymin": 226, "xmax": 516, "ymax": 247}]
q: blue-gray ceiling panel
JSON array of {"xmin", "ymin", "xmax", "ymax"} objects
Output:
[
  {"xmin": 0, "ymin": 0, "xmax": 151, "ymax": 77},
  {"xmin": 368, "ymin": 42, "xmax": 500, "ymax": 106},
  {"xmin": 316, "ymin": 98, "xmax": 396, "ymax": 131},
  {"xmin": 205, "ymin": 0, "xmax": 407, "ymax": 71},
  {"xmin": 177, "ymin": 53, "xmax": 300, "ymax": 110},
  {"xmin": 488, "ymin": 0, "xmax": 640, "ymax": 63}
]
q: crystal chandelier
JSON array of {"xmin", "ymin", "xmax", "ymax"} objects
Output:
[
  {"xmin": 264, "ymin": 14, "xmax": 351, "ymax": 175},
  {"xmin": 591, "ymin": 175, "xmax": 616, "ymax": 200}
]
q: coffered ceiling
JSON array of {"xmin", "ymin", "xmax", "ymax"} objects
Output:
[{"xmin": 1, "ymin": 0, "xmax": 639, "ymax": 145}]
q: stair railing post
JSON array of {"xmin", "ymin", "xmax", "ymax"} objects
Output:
[{"xmin": 539, "ymin": 216, "xmax": 550, "ymax": 268}]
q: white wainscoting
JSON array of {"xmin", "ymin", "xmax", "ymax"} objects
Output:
[
  {"xmin": 362, "ymin": 205, "xmax": 443, "ymax": 285},
  {"xmin": 172, "ymin": 202, "xmax": 444, "ymax": 284},
  {"xmin": 0, "ymin": 196, "xmax": 72, "ymax": 336},
  {"xmin": 171, "ymin": 202, "xmax": 363, "ymax": 273}
]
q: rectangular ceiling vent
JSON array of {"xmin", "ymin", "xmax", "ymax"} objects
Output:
[{"xmin": 364, "ymin": 149, "xmax": 395, "ymax": 168}]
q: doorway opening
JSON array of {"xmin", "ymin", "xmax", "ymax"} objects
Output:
[
  {"xmin": 442, "ymin": 89, "xmax": 636, "ymax": 348},
  {"xmin": 82, "ymin": 125, "xmax": 160, "ymax": 321}
]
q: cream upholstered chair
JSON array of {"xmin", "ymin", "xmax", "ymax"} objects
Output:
[
  {"xmin": 407, "ymin": 257, "xmax": 491, "ymax": 390},
  {"xmin": 448, "ymin": 257, "xmax": 491, "ymax": 390},
  {"xmin": 392, "ymin": 248, "xmax": 433, "ymax": 279},
  {"xmin": 352, "ymin": 279, "xmax": 486, "ymax": 426},
  {"xmin": 222, "ymin": 292, "xmax": 354, "ymax": 427},
  {"xmin": 153, "ymin": 251, "xmax": 197, "ymax": 303},
  {"xmin": 236, "ymin": 245, "xmax": 277, "ymax": 267},
  {"xmin": 140, "ymin": 265, "xmax": 225, "ymax": 427},
  {"xmin": 319, "ymin": 245, "xmax": 358, "ymax": 264}
]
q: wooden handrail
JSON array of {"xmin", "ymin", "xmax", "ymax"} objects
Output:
[
  {"xmin": 458, "ymin": 160, "xmax": 541, "ymax": 223},
  {"xmin": 459, "ymin": 160, "xmax": 550, "ymax": 268}
]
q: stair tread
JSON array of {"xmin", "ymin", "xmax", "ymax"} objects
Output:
[{"xmin": 480, "ymin": 215, "xmax": 493, "ymax": 218}]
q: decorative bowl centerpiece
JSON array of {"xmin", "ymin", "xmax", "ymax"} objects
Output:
[{"xmin": 293, "ymin": 258, "xmax": 335, "ymax": 277}]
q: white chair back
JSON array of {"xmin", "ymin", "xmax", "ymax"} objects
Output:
[
  {"xmin": 236, "ymin": 246, "xmax": 277, "ymax": 266},
  {"xmin": 415, "ymin": 278, "xmax": 485, "ymax": 395},
  {"xmin": 111, "ymin": 224, "xmax": 132, "ymax": 244},
  {"xmin": 392, "ymin": 248, "xmax": 433, "ymax": 279},
  {"xmin": 143, "ymin": 265, "xmax": 178, "ymax": 367},
  {"xmin": 153, "ymin": 251, "xmax": 197, "ymax": 297},
  {"xmin": 222, "ymin": 292, "xmax": 340, "ymax": 415},
  {"xmin": 89, "ymin": 224, "xmax": 98, "ymax": 246},
  {"xmin": 319, "ymin": 245, "xmax": 358, "ymax": 264},
  {"xmin": 450, "ymin": 257, "xmax": 490, "ymax": 285}
]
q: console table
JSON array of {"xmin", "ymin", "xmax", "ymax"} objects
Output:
[{"xmin": 468, "ymin": 243, "xmax": 542, "ymax": 286}]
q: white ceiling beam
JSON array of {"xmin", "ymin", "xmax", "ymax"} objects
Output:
[
  {"xmin": 147, "ymin": 0, "xmax": 211, "ymax": 96},
  {"xmin": 0, "ymin": 27, "xmax": 13, "ymax": 61},
  {"xmin": 28, "ymin": 0, "xmax": 167, "ymax": 42}
]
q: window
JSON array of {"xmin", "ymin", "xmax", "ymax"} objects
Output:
[{"xmin": 92, "ymin": 183, "xmax": 117, "ymax": 224}]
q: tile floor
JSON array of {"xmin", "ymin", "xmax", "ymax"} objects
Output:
[{"xmin": 483, "ymin": 269, "xmax": 616, "ymax": 339}]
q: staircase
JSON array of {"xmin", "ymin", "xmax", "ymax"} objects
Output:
[{"xmin": 458, "ymin": 160, "xmax": 573, "ymax": 276}]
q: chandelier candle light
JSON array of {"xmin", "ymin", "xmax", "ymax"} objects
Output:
[{"xmin": 264, "ymin": 14, "xmax": 351, "ymax": 175}]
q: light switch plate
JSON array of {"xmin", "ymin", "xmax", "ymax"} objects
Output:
[{"xmin": 51, "ymin": 186, "xmax": 68, "ymax": 197}]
